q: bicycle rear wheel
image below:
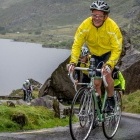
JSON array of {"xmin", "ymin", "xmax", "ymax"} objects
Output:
[
  {"xmin": 69, "ymin": 87, "xmax": 95, "ymax": 140},
  {"xmin": 102, "ymin": 91, "xmax": 122, "ymax": 139}
]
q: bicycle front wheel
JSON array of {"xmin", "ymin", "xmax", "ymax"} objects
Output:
[
  {"xmin": 102, "ymin": 90, "xmax": 122, "ymax": 139},
  {"xmin": 69, "ymin": 87, "xmax": 95, "ymax": 140}
]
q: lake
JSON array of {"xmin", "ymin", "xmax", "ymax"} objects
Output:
[{"xmin": 0, "ymin": 39, "xmax": 70, "ymax": 95}]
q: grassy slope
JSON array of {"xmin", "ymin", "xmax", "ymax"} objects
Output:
[
  {"xmin": 0, "ymin": 104, "xmax": 69, "ymax": 132},
  {"xmin": 0, "ymin": 0, "xmax": 135, "ymax": 28},
  {"xmin": 122, "ymin": 90, "xmax": 140, "ymax": 114}
]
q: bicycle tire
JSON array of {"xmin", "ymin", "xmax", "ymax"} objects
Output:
[
  {"xmin": 102, "ymin": 90, "xmax": 122, "ymax": 139},
  {"xmin": 69, "ymin": 87, "xmax": 95, "ymax": 140}
]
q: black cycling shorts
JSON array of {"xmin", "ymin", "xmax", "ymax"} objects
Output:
[{"xmin": 91, "ymin": 51, "xmax": 111, "ymax": 77}]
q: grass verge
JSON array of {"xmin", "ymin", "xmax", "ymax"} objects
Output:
[
  {"xmin": 0, "ymin": 105, "xmax": 69, "ymax": 132},
  {"xmin": 122, "ymin": 90, "xmax": 140, "ymax": 114}
]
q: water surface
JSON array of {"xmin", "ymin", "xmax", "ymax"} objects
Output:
[{"xmin": 0, "ymin": 39, "xmax": 70, "ymax": 95}]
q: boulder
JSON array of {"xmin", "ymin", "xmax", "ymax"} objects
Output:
[
  {"xmin": 30, "ymin": 95, "xmax": 70, "ymax": 118},
  {"xmin": 118, "ymin": 30, "xmax": 140, "ymax": 93},
  {"xmin": 122, "ymin": 60, "xmax": 140, "ymax": 94},
  {"xmin": 11, "ymin": 112, "xmax": 27, "ymax": 129},
  {"xmin": 39, "ymin": 57, "xmax": 75, "ymax": 101}
]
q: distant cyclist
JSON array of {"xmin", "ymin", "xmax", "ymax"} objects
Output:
[
  {"xmin": 112, "ymin": 66, "xmax": 125, "ymax": 94},
  {"xmin": 22, "ymin": 79, "xmax": 33, "ymax": 101},
  {"xmin": 75, "ymin": 44, "xmax": 91, "ymax": 84}
]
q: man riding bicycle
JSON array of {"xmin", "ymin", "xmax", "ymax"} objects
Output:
[
  {"xmin": 22, "ymin": 79, "xmax": 33, "ymax": 101},
  {"xmin": 67, "ymin": 0, "xmax": 123, "ymax": 112}
]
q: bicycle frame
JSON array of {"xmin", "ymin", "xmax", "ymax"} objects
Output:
[{"xmin": 92, "ymin": 89, "xmax": 107, "ymax": 122}]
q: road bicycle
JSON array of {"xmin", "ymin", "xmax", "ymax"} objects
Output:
[
  {"xmin": 25, "ymin": 90, "xmax": 32, "ymax": 103},
  {"xmin": 68, "ymin": 58, "xmax": 122, "ymax": 140}
]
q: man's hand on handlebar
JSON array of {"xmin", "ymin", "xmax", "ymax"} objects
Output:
[
  {"xmin": 66, "ymin": 63, "xmax": 76, "ymax": 73},
  {"xmin": 102, "ymin": 64, "xmax": 112, "ymax": 75},
  {"xmin": 66, "ymin": 63, "xmax": 79, "ymax": 91}
]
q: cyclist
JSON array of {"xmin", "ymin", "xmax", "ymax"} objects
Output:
[
  {"xmin": 75, "ymin": 44, "xmax": 91, "ymax": 84},
  {"xmin": 22, "ymin": 79, "xmax": 33, "ymax": 101},
  {"xmin": 112, "ymin": 66, "xmax": 126, "ymax": 94},
  {"xmin": 67, "ymin": 0, "xmax": 122, "ymax": 112}
]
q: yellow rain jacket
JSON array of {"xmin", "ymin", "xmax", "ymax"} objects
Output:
[{"xmin": 70, "ymin": 16, "xmax": 122, "ymax": 68}]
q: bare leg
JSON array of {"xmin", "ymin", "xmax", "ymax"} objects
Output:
[
  {"xmin": 94, "ymin": 79, "xmax": 102, "ymax": 96},
  {"xmin": 105, "ymin": 72, "xmax": 114, "ymax": 97}
]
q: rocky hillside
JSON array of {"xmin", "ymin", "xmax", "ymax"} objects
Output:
[
  {"xmin": 0, "ymin": 0, "xmax": 140, "ymax": 49},
  {"xmin": 0, "ymin": 0, "xmax": 138, "ymax": 28}
]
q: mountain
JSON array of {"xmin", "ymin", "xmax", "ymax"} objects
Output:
[{"xmin": 0, "ymin": 0, "xmax": 140, "ymax": 49}]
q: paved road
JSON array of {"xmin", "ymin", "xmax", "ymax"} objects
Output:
[{"xmin": 0, "ymin": 113, "xmax": 140, "ymax": 140}]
